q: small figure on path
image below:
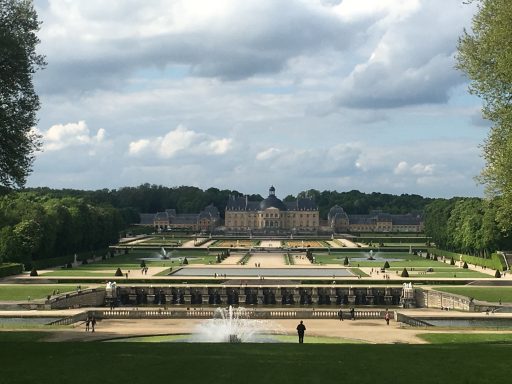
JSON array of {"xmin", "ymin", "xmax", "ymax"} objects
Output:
[
  {"xmin": 338, "ymin": 308, "xmax": 343, "ymax": 321},
  {"xmin": 296, "ymin": 320, "xmax": 306, "ymax": 343},
  {"xmin": 91, "ymin": 316, "xmax": 97, "ymax": 332},
  {"xmin": 85, "ymin": 317, "xmax": 90, "ymax": 332},
  {"xmin": 350, "ymin": 307, "xmax": 355, "ymax": 320},
  {"xmin": 385, "ymin": 310, "xmax": 390, "ymax": 325}
]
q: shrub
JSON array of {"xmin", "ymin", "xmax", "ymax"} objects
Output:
[
  {"xmin": 0, "ymin": 264, "xmax": 23, "ymax": 278},
  {"xmin": 450, "ymin": 257, "xmax": 455, "ymax": 266},
  {"xmin": 425, "ymin": 254, "xmax": 430, "ymax": 260},
  {"xmin": 383, "ymin": 261, "xmax": 390, "ymax": 269},
  {"xmin": 115, "ymin": 267, "xmax": 123, "ymax": 277},
  {"xmin": 66, "ymin": 263, "xmax": 72, "ymax": 269},
  {"xmin": 30, "ymin": 268, "xmax": 38, "ymax": 277},
  {"xmin": 463, "ymin": 261, "xmax": 468, "ymax": 269},
  {"xmin": 82, "ymin": 259, "xmax": 88, "ymax": 265},
  {"xmin": 183, "ymin": 257, "xmax": 189, "ymax": 265},
  {"xmin": 495, "ymin": 270, "xmax": 502, "ymax": 278},
  {"xmin": 401, "ymin": 268, "xmax": 409, "ymax": 277},
  {"xmin": 343, "ymin": 257, "xmax": 349, "ymax": 266}
]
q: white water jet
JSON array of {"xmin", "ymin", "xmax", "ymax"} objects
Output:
[{"xmin": 193, "ymin": 306, "xmax": 281, "ymax": 343}]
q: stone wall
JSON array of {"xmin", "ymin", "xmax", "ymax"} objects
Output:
[
  {"xmin": 48, "ymin": 289, "xmax": 106, "ymax": 309},
  {"xmin": 415, "ymin": 289, "xmax": 472, "ymax": 311}
]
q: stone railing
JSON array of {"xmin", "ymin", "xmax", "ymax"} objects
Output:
[
  {"xmin": 80, "ymin": 308, "xmax": 391, "ymax": 321},
  {"xmin": 395, "ymin": 312, "xmax": 432, "ymax": 327}
]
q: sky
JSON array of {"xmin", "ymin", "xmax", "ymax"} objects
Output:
[{"xmin": 28, "ymin": 0, "xmax": 487, "ymax": 198}]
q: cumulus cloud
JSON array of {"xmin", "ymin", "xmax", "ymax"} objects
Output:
[
  {"xmin": 394, "ymin": 161, "xmax": 435, "ymax": 176},
  {"xmin": 128, "ymin": 125, "xmax": 233, "ymax": 158},
  {"xmin": 37, "ymin": 121, "xmax": 106, "ymax": 152}
]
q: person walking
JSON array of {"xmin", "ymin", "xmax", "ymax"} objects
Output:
[
  {"xmin": 350, "ymin": 307, "xmax": 355, "ymax": 320},
  {"xmin": 296, "ymin": 320, "xmax": 306, "ymax": 343},
  {"xmin": 338, "ymin": 308, "xmax": 343, "ymax": 321},
  {"xmin": 385, "ymin": 310, "xmax": 390, "ymax": 325},
  {"xmin": 91, "ymin": 316, "xmax": 96, "ymax": 332},
  {"xmin": 85, "ymin": 317, "xmax": 90, "ymax": 332}
]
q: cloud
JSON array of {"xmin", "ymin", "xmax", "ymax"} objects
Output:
[
  {"xmin": 128, "ymin": 125, "xmax": 233, "ymax": 158},
  {"xmin": 334, "ymin": 0, "xmax": 476, "ymax": 109},
  {"xmin": 394, "ymin": 161, "xmax": 435, "ymax": 176},
  {"xmin": 27, "ymin": 1, "xmax": 486, "ymax": 198},
  {"xmin": 256, "ymin": 147, "xmax": 281, "ymax": 161},
  {"xmin": 35, "ymin": 0, "xmax": 361, "ymax": 94},
  {"xmin": 37, "ymin": 121, "xmax": 106, "ymax": 152},
  {"xmin": 210, "ymin": 138, "xmax": 233, "ymax": 155}
]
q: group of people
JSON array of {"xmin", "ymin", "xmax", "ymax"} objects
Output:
[
  {"xmin": 85, "ymin": 315, "xmax": 97, "ymax": 332},
  {"xmin": 337, "ymin": 307, "xmax": 356, "ymax": 321}
]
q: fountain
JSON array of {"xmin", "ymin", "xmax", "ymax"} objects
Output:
[
  {"xmin": 161, "ymin": 247, "xmax": 170, "ymax": 259},
  {"xmin": 193, "ymin": 305, "xmax": 278, "ymax": 343},
  {"xmin": 367, "ymin": 250, "xmax": 375, "ymax": 260}
]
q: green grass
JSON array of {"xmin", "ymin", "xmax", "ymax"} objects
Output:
[
  {"xmin": 39, "ymin": 250, "xmax": 215, "ymax": 276},
  {"xmin": 0, "ymin": 331, "xmax": 50, "ymax": 342},
  {"xmin": 41, "ymin": 270, "xmax": 116, "ymax": 277},
  {"xmin": 109, "ymin": 334, "xmax": 366, "ymax": 344},
  {"xmin": 418, "ymin": 333, "xmax": 512, "ymax": 344},
  {"xmin": 0, "ymin": 285, "xmax": 87, "ymax": 301},
  {"xmin": 0, "ymin": 342, "xmax": 511, "ymax": 383},
  {"xmin": 434, "ymin": 287, "xmax": 512, "ymax": 303}
]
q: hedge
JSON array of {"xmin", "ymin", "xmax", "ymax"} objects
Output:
[
  {"xmin": 28, "ymin": 248, "xmax": 109, "ymax": 270},
  {"xmin": 428, "ymin": 248, "xmax": 507, "ymax": 271},
  {"xmin": 0, "ymin": 263, "xmax": 23, "ymax": 278}
]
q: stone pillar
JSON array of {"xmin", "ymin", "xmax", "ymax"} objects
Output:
[
  {"xmin": 366, "ymin": 287, "xmax": 374, "ymax": 305},
  {"xmin": 348, "ymin": 286, "xmax": 356, "ymax": 305}
]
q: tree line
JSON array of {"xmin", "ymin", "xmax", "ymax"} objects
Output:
[
  {"xmin": 0, "ymin": 192, "xmax": 126, "ymax": 267},
  {"xmin": 24, "ymin": 185, "xmax": 433, "ymax": 219},
  {"xmin": 424, "ymin": 197, "xmax": 512, "ymax": 257}
]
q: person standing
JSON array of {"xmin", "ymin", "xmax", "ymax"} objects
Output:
[
  {"xmin": 338, "ymin": 308, "xmax": 343, "ymax": 321},
  {"xmin": 385, "ymin": 310, "xmax": 390, "ymax": 325},
  {"xmin": 296, "ymin": 320, "xmax": 306, "ymax": 343},
  {"xmin": 350, "ymin": 307, "xmax": 355, "ymax": 320},
  {"xmin": 91, "ymin": 316, "xmax": 96, "ymax": 332}
]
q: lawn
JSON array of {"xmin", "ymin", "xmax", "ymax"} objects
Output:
[
  {"xmin": 0, "ymin": 332, "xmax": 50, "ymax": 342},
  {"xmin": 0, "ymin": 342, "xmax": 510, "ymax": 383},
  {"xmin": 433, "ymin": 287, "xmax": 512, "ymax": 303},
  {"xmin": 418, "ymin": 333, "xmax": 512, "ymax": 344},
  {"xmin": 313, "ymin": 252, "xmax": 489, "ymax": 277},
  {"xmin": 33, "ymin": 249, "xmax": 218, "ymax": 277},
  {"xmin": 0, "ymin": 285, "xmax": 86, "ymax": 301}
]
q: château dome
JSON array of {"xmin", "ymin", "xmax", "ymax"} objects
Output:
[{"xmin": 259, "ymin": 186, "xmax": 288, "ymax": 211}]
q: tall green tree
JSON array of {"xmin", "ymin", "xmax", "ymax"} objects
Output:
[
  {"xmin": 457, "ymin": 0, "xmax": 512, "ymax": 230},
  {"xmin": 0, "ymin": 0, "xmax": 45, "ymax": 188}
]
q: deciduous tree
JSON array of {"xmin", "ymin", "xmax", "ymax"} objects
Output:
[{"xmin": 0, "ymin": 0, "xmax": 45, "ymax": 188}]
